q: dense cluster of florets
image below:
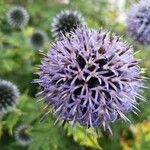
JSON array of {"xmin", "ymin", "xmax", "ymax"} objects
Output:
[
  {"xmin": 35, "ymin": 27, "xmax": 144, "ymax": 133},
  {"xmin": 14, "ymin": 125, "xmax": 32, "ymax": 146},
  {"xmin": 51, "ymin": 9, "xmax": 86, "ymax": 40},
  {"xmin": 7, "ymin": 6, "xmax": 29, "ymax": 28},
  {"xmin": 0, "ymin": 80, "xmax": 19, "ymax": 113},
  {"xmin": 127, "ymin": 0, "xmax": 150, "ymax": 44},
  {"xmin": 29, "ymin": 29, "xmax": 48, "ymax": 49}
]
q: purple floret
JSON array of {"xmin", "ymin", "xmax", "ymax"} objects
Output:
[
  {"xmin": 35, "ymin": 27, "xmax": 145, "ymax": 133},
  {"xmin": 127, "ymin": 0, "xmax": 150, "ymax": 45}
]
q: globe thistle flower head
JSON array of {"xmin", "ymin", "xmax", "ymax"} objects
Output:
[
  {"xmin": 29, "ymin": 29, "xmax": 48, "ymax": 49},
  {"xmin": 14, "ymin": 125, "xmax": 32, "ymax": 146},
  {"xmin": 0, "ymin": 80, "xmax": 19, "ymax": 113},
  {"xmin": 127, "ymin": 0, "xmax": 150, "ymax": 44},
  {"xmin": 51, "ymin": 10, "xmax": 86, "ymax": 40},
  {"xmin": 7, "ymin": 6, "xmax": 29, "ymax": 29},
  {"xmin": 35, "ymin": 27, "xmax": 145, "ymax": 133}
]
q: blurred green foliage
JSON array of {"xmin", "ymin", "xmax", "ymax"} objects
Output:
[{"xmin": 0, "ymin": 0, "xmax": 150, "ymax": 150}]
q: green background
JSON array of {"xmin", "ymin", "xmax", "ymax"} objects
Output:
[{"xmin": 0, "ymin": 0, "xmax": 150, "ymax": 149}]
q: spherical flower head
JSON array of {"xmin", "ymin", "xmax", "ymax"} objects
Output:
[
  {"xmin": 51, "ymin": 9, "xmax": 86, "ymax": 40},
  {"xmin": 14, "ymin": 125, "xmax": 32, "ymax": 146},
  {"xmin": 0, "ymin": 80, "xmax": 20, "ymax": 113},
  {"xmin": 7, "ymin": 6, "xmax": 29, "ymax": 29},
  {"xmin": 29, "ymin": 29, "xmax": 48, "ymax": 49},
  {"xmin": 36, "ymin": 27, "xmax": 144, "ymax": 133},
  {"xmin": 127, "ymin": 0, "xmax": 150, "ymax": 44}
]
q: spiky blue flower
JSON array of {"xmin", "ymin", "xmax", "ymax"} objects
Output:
[
  {"xmin": 29, "ymin": 29, "xmax": 48, "ymax": 49},
  {"xmin": 51, "ymin": 9, "xmax": 86, "ymax": 40},
  {"xmin": 14, "ymin": 124, "xmax": 32, "ymax": 146},
  {"xmin": 127, "ymin": 0, "xmax": 150, "ymax": 44},
  {"xmin": 35, "ymin": 27, "xmax": 145, "ymax": 133},
  {"xmin": 7, "ymin": 6, "xmax": 29, "ymax": 28},
  {"xmin": 0, "ymin": 80, "xmax": 19, "ymax": 113}
]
